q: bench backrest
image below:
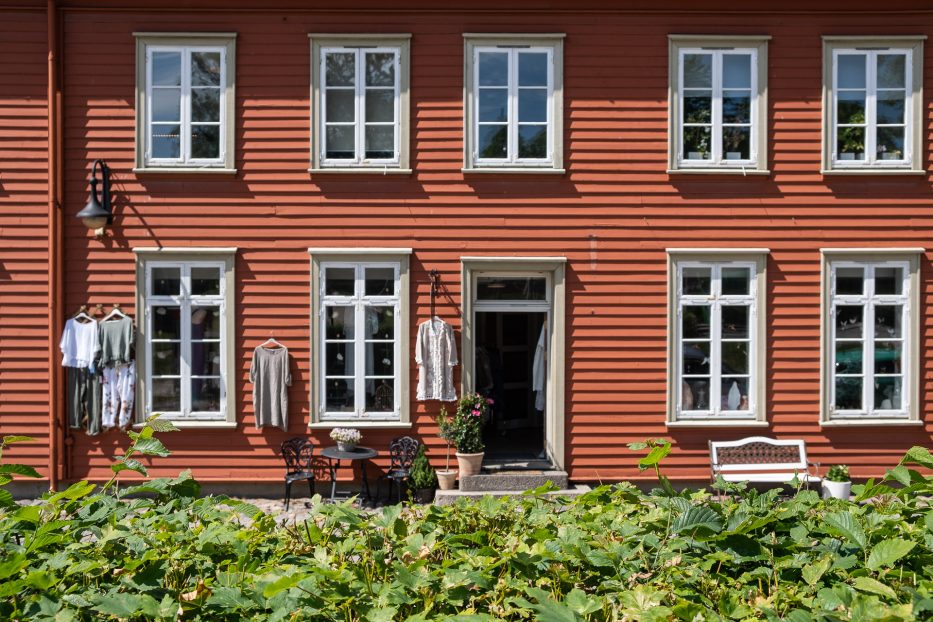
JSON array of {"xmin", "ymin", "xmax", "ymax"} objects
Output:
[{"xmin": 709, "ymin": 436, "xmax": 808, "ymax": 473}]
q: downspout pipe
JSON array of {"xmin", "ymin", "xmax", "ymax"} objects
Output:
[{"xmin": 47, "ymin": 0, "xmax": 62, "ymax": 491}]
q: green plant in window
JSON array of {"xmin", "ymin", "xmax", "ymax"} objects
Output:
[{"xmin": 838, "ymin": 111, "xmax": 866, "ymax": 157}]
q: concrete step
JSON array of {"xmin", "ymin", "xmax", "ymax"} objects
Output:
[
  {"xmin": 434, "ymin": 484, "xmax": 591, "ymax": 506},
  {"xmin": 459, "ymin": 470, "xmax": 569, "ymax": 492}
]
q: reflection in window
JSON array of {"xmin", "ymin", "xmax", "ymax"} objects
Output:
[{"xmin": 476, "ymin": 277, "xmax": 547, "ymax": 301}]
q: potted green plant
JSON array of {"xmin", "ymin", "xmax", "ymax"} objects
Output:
[
  {"xmin": 822, "ymin": 464, "xmax": 851, "ymax": 500},
  {"xmin": 437, "ymin": 393, "xmax": 490, "ymax": 478},
  {"xmin": 408, "ymin": 445, "xmax": 437, "ymax": 503}
]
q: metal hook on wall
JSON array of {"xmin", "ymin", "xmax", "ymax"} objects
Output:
[{"xmin": 429, "ymin": 269, "xmax": 440, "ymax": 320}]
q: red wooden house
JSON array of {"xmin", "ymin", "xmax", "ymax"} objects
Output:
[{"xmin": 1, "ymin": 0, "xmax": 932, "ymax": 492}]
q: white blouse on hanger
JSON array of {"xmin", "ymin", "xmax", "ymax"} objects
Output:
[
  {"xmin": 415, "ymin": 317, "xmax": 458, "ymax": 401},
  {"xmin": 60, "ymin": 318, "xmax": 99, "ymax": 368}
]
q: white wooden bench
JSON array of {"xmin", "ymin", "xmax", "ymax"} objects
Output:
[{"xmin": 709, "ymin": 436, "xmax": 821, "ymax": 486}]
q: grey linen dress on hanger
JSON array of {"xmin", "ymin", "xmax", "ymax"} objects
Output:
[{"xmin": 250, "ymin": 345, "xmax": 291, "ymax": 430}]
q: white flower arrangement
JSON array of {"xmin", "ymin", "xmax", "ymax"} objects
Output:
[{"xmin": 330, "ymin": 427, "xmax": 362, "ymax": 445}]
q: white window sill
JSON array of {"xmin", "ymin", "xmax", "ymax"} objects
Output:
[
  {"xmin": 308, "ymin": 168, "xmax": 413, "ymax": 175},
  {"xmin": 667, "ymin": 168, "xmax": 770, "ymax": 176},
  {"xmin": 462, "ymin": 167, "xmax": 566, "ymax": 175},
  {"xmin": 821, "ymin": 168, "xmax": 924, "ymax": 176},
  {"xmin": 667, "ymin": 419, "xmax": 769, "ymax": 428},
  {"xmin": 309, "ymin": 421, "xmax": 412, "ymax": 430},
  {"xmin": 821, "ymin": 418, "xmax": 922, "ymax": 427},
  {"xmin": 134, "ymin": 167, "xmax": 237, "ymax": 175},
  {"xmin": 133, "ymin": 420, "xmax": 237, "ymax": 429}
]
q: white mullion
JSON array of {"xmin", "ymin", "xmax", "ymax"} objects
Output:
[
  {"xmin": 394, "ymin": 50, "xmax": 401, "ymax": 161},
  {"xmin": 354, "ymin": 265, "xmax": 365, "ymax": 417},
  {"xmin": 863, "ymin": 265, "xmax": 876, "ymax": 413},
  {"xmin": 179, "ymin": 264, "xmax": 190, "ymax": 417},
  {"xmin": 181, "ymin": 48, "xmax": 190, "ymax": 164},
  {"xmin": 711, "ymin": 51, "xmax": 723, "ymax": 164},
  {"xmin": 866, "ymin": 51, "xmax": 878, "ymax": 165},
  {"xmin": 508, "ymin": 49, "xmax": 518, "ymax": 164},
  {"xmin": 356, "ymin": 50, "xmax": 364, "ymax": 164},
  {"xmin": 710, "ymin": 265, "xmax": 722, "ymax": 416}
]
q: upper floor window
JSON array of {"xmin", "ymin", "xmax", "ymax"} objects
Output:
[
  {"xmin": 463, "ymin": 35, "xmax": 564, "ymax": 172},
  {"xmin": 822, "ymin": 37, "xmax": 924, "ymax": 174},
  {"xmin": 310, "ymin": 35, "xmax": 411, "ymax": 172},
  {"xmin": 668, "ymin": 36, "xmax": 769, "ymax": 174},
  {"xmin": 134, "ymin": 34, "xmax": 236, "ymax": 172},
  {"xmin": 821, "ymin": 250, "xmax": 921, "ymax": 424}
]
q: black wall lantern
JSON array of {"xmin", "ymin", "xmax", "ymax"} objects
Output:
[{"xmin": 76, "ymin": 159, "xmax": 112, "ymax": 236}]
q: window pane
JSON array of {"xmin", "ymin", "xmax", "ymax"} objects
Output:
[
  {"xmin": 326, "ymin": 90, "xmax": 356, "ymax": 122},
  {"xmin": 325, "ymin": 379, "xmax": 354, "ymax": 412},
  {"xmin": 478, "ymin": 52, "xmax": 508, "ymax": 86},
  {"xmin": 191, "ymin": 307, "xmax": 220, "ymax": 340},
  {"xmin": 518, "ymin": 125, "xmax": 547, "ymax": 159},
  {"xmin": 325, "ymin": 125, "xmax": 355, "ymax": 159},
  {"xmin": 682, "ymin": 306, "xmax": 710, "ymax": 339},
  {"xmin": 722, "ymin": 91, "xmax": 750, "ymax": 124},
  {"xmin": 366, "ymin": 379, "xmax": 394, "ymax": 411},
  {"xmin": 683, "ymin": 54, "xmax": 712, "ymax": 88},
  {"xmin": 836, "ymin": 305, "xmax": 863, "ymax": 338},
  {"xmin": 834, "ymin": 341, "xmax": 863, "ymax": 374},
  {"xmin": 325, "ymin": 306, "xmax": 355, "ymax": 339},
  {"xmin": 326, "ymin": 343, "xmax": 354, "ymax": 376},
  {"xmin": 191, "ymin": 267, "xmax": 221, "ymax": 296},
  {"xmin": 721, "ymin": 377, "xmax": 749, "ymax": 410},
  {"xmin": 682, "ymin": 267, "xmax": 711, "ymax": 295},
  {"xmin": 877, "ymin": 127, "xmax": 905, "ymax": 161},
  {"xmin": 837, "ymin": 54, "xmax": 866, "ymax": 89},
  {"xmin": 875, "ymin": 376, "xmax": 901, "ymax": 410},
  {"xmin": 151, "ymin": 379, "xmax": 180, "ymax": 412},
  {"xmin": 151, "ymin": 124, "xmax": 181, "ymax": 159},
  {"xmin": 152, "ymin": 267, "xmax": 181, "ymax": 295},
  {"xmin": 152, "ymin": 52, "xmax": 181, "ymax": 86},
  {"xmin": 683, "ymin": 91, "xmax": 712, "ymax": 124},
  {"xmin": 191, "ymin": 52, "xmax": 221, "ymax": 87},
  {"xmin": 365, "ymin": 307, "xmax": 394, "ymax": 339},
  {"xmin": 518, "ymin": 52, "xmax": 548, "ymax": 86},
  {"xmin": 365, "ymin": 52, "xmax": 395, "ymax": 87},
  {"xmin": 877, "ymin": 91, "xmax": 905, "ymax": 125},
  {"xmin": 191, "ymin": 88, "xmax": 220, "ymax": 123},
  {"xmin": 476, "ymin": 277, "xmax": 547, "ymax": 300},
  {"xmin": 722, "ymin": 267, "xmax": 751, "ymax": 295},
  {"xmin": 151, "ymin": 342, "xmax": 180, "ymax": 376},
  {"xmin": 365, "ymin": 90, "xmax": 394, "ymax": 123},
  {"xmin": 874, "ymin": 341, "xmax": 902, "ymax": 374},
  {"xmin": 722, "ymin": 342, "xmax": 748, "ymax": 375},
  {"xmin": 836, "ymin": 267, "xmax": 864, "ymax": 295},
  {"xmin": 478, "ymin": 125, "xmax": 508, "ymax": 159},
  {"xmin": 325, "ymin": 52, "xmax": 356, "ymax": 87},
  {"xmin": 365, "ymin": 126, "xmax": 395, "ymax": 159},
  {"xmin": 682, "ymin": 378, "xmax": 710, "ymax": 410},
  {"xmin": 191, "ymin": 126, "xmax": 220, "ymax": 159},
  {"xmin": 683, "ymin": 342, "xmax": 710, "ymax": 375},
  {"xmin": 877, "ymin": 54, "xmax": 906, "ymax": 89},
  {"xmin": 366, "ymin": 342, "xmax": 394, "ymax": 376},
  {"xmin": 683, "ymin": 126, "xmax": 712, "ymax": 160},
  {"xmin": 722, "ymin": 306, "xmax": 749, "ymax": 339},
  {"xmin": 722, "ymin": 127, "xmax": 750, "ymax": 160},
  {"xmin": 479, "ymin": 89, "xmax": 508, "ymax": 122},
  {"xmin": 837, "ymin": 92, "xmax": 866, "ymax": 125},
  {"xmin": 874, "ymin": 305, "xmax": 902, "ymax": 338},
  {"xmin": 835, "ymin": 377, "xmax": 862, "ymax": 410},
  {"xmin": 153, "ymin": 306, "xmax": 180, "ymax": 339},
  {"xmin": 518, "ymin": 89, "xmax": 547, "ymax": 123},
  {"xmin": 875, "ymin": 267, "xmax": 903, "ymax": 295},
  {"xmin": 722, "ymin": 54, "xmax": 751, "ymax": 89},
  {"xmin": 364, "ymin": 267, "xmax": 396, "ymax": 296},
  {"xmin": 191, "ymin": 378, "xmax": 221, "ymax": 411},
  {"xmin": 152, "ymin": 89, "xmax": 181, "ymax": 122},
  {"xmin": 324, "ymin": 267, "xmax": 355, "ymax": 296},
  {"xmin": 191, "ymin": 342, "xmax": 221, "ymax": 376}
]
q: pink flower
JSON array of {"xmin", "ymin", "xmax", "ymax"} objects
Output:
[
  {"xmin": 471, "ymin": 409, "xmax": 480, "ymax": 416},
  {"xmin": 486, "ymin": 398, "xmax": 494, "ymax": 405}
]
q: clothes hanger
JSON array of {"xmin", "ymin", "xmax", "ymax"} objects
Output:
[
  {"xmin": 259, "ymin": 331, "xmax": 284, "ymax": 349},
  {"xmin": 102, "ymin": 303, "xmax": 127, "ymax": 322},
  {"xmin": 72, "ymin": 305, "xmax": 94, "ymax": 324}
]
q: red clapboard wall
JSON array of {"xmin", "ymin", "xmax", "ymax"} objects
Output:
[{"xmin": 1, "ymin": 0, "xmax": 932, "ymax": 486}]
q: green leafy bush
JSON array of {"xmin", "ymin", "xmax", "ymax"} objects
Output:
[
  {"xmin": 826, "ymin": 464, "xmax": 851, "ymax": 482},
  {"xmin": 2, "ymin": 423, "xmax": 933, "ymax": 620},
  {"xmin": 436, "ymin": 392, "xmax": 488, "ymax": 453},
  {"xmin": 408, "ymin": 444, "xmax": 436, "ymax": 490}
]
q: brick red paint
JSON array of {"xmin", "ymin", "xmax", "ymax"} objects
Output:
[{"xmin": 2, "ymin": 1, "xmax": 933, "ymax": 486}]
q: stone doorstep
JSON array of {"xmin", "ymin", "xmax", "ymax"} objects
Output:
[
  {"xmin": 434, "ymin": 484, "xmax": 592, "ymax": 506},
  {"xmin": 459, "ymin": 470, "xmax": 569, "ymax": 492}
]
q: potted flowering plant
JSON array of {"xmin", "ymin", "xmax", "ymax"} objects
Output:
[
  {"xmin": 822, "ymin": 464, "xmax": 851, "ymax": 500},
  {"xmin": 437, "ymin": 393, "xmax": 490, "ymax": 478},
  {"xmin": 330, "ymin": 427, "xmax": 361, "ymax": 452}
]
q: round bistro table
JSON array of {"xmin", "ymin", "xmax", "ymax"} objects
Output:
[{"xmin": 320, "ymin": 445, "xmax": 378, "ymax": 505}]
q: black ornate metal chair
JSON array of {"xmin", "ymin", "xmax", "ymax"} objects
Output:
[
  {"xmin": 281, "ymin": 438, "xmax": 316, "ymax": 511},
  {"xmin": 376, "ymin": 436, "xmax": 420, "ymax": 505}
]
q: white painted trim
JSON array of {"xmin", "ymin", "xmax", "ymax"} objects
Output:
[
  {"xmin": 135, "ymin": 32, "xmax": 238, "ymax": 39},
  {"xmin": 666, "ymin": 420, "xmax": 769, "ymax": 428},
  {"xmin": 667, "ymin": 248, "xmax": 770, "ymax": 255},
  {"xmin": 822, "ymin": 35, "xmax": 927, "ymax": 42},
  {"xmin": 463, "ymin": 32, "xmax": 566, "ymax": 39},
  {"xmin": 308, "ymin": 247, "xmax": 412, "ymax": 255},
  {"xmin": 460, "ymin": 256, "xmax": 567, "ymax": 263},
  {"xmin": 820, "ymin": 419, "xmax": 924, "ymax": 427},
  {"xmin": 133, "ymin": 421, "xmax": 239, "ymax": 429},
  {"xmin": 308, "ymin": 33, "xmax": 412, "ymax": 39},
  {"xmin": 134, "ymin": 247, "xmax": 239, "ymax": 254},
  {"xmin": 820, "ymin": 247, "xmax": 925, "ymax": 255},
  {"xmin": 308, "ymin": 421, "xmax": 413, "ymax": 429}
]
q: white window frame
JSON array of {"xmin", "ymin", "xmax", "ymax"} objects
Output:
[
  {"xmin": 463, "ymin": 34, "xmax": 565, "ymax": 173},
  {"xmin": 667, "ymin": 250, "xmax": 768, "ymax": 426},
  {"xmin": 134, "ymin": 33, "xmax": 236, "ymax": 172},
  {"xmin": 821, "ymin": 250, "xmax": 923, "ymax": 425},
  {"xmin": 822, "ymin": 36, "xmax": 925, "ymax": 174},
  {"xmin": 667, "ymin": 36, "xmax": 769, "ymax": 174},
  {"xmin": 319, "ymin": 46, "xmax": 401, "ymax": 168}
]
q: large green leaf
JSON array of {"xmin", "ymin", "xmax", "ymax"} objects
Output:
[
  {"xmin": 902, "ymin": 446, "xmax": 933, "ymax": 469},
  {"xmin": 867, "ymin": 538, "xmax": 916, "ymax": 571},
  {"xmin": 112, "ymin": 458, "xmax": 148, "ymax": 476},
  {"xmin": 133, "ymin": 437, "xmax": 171, "ymax": 457},
  {"xmin": 0, "ymin": 463, "xmax": 41, "ymax": 478},
  {"xmin": 823, "ymin": 511, "xmax": 867, "ymax": 550},
  {"xmin": 851, "ymin": 576, "xmax": 897, "ymax": 600},
  {"xmin": 672, "ymin": 506, "xmax": 723, "ymax": 535},
  {"xmin": 1, "ymin": 435, "xmax": 34, "ymax": 447}
]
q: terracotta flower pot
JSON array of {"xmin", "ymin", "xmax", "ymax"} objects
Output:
[
  {"xmin": 455, "ymin": 452, "xmax": 484, "ymax": 477},
  {"xmin": 436, "ymin": 469, "xmax": 458, "ymax": 490}
]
